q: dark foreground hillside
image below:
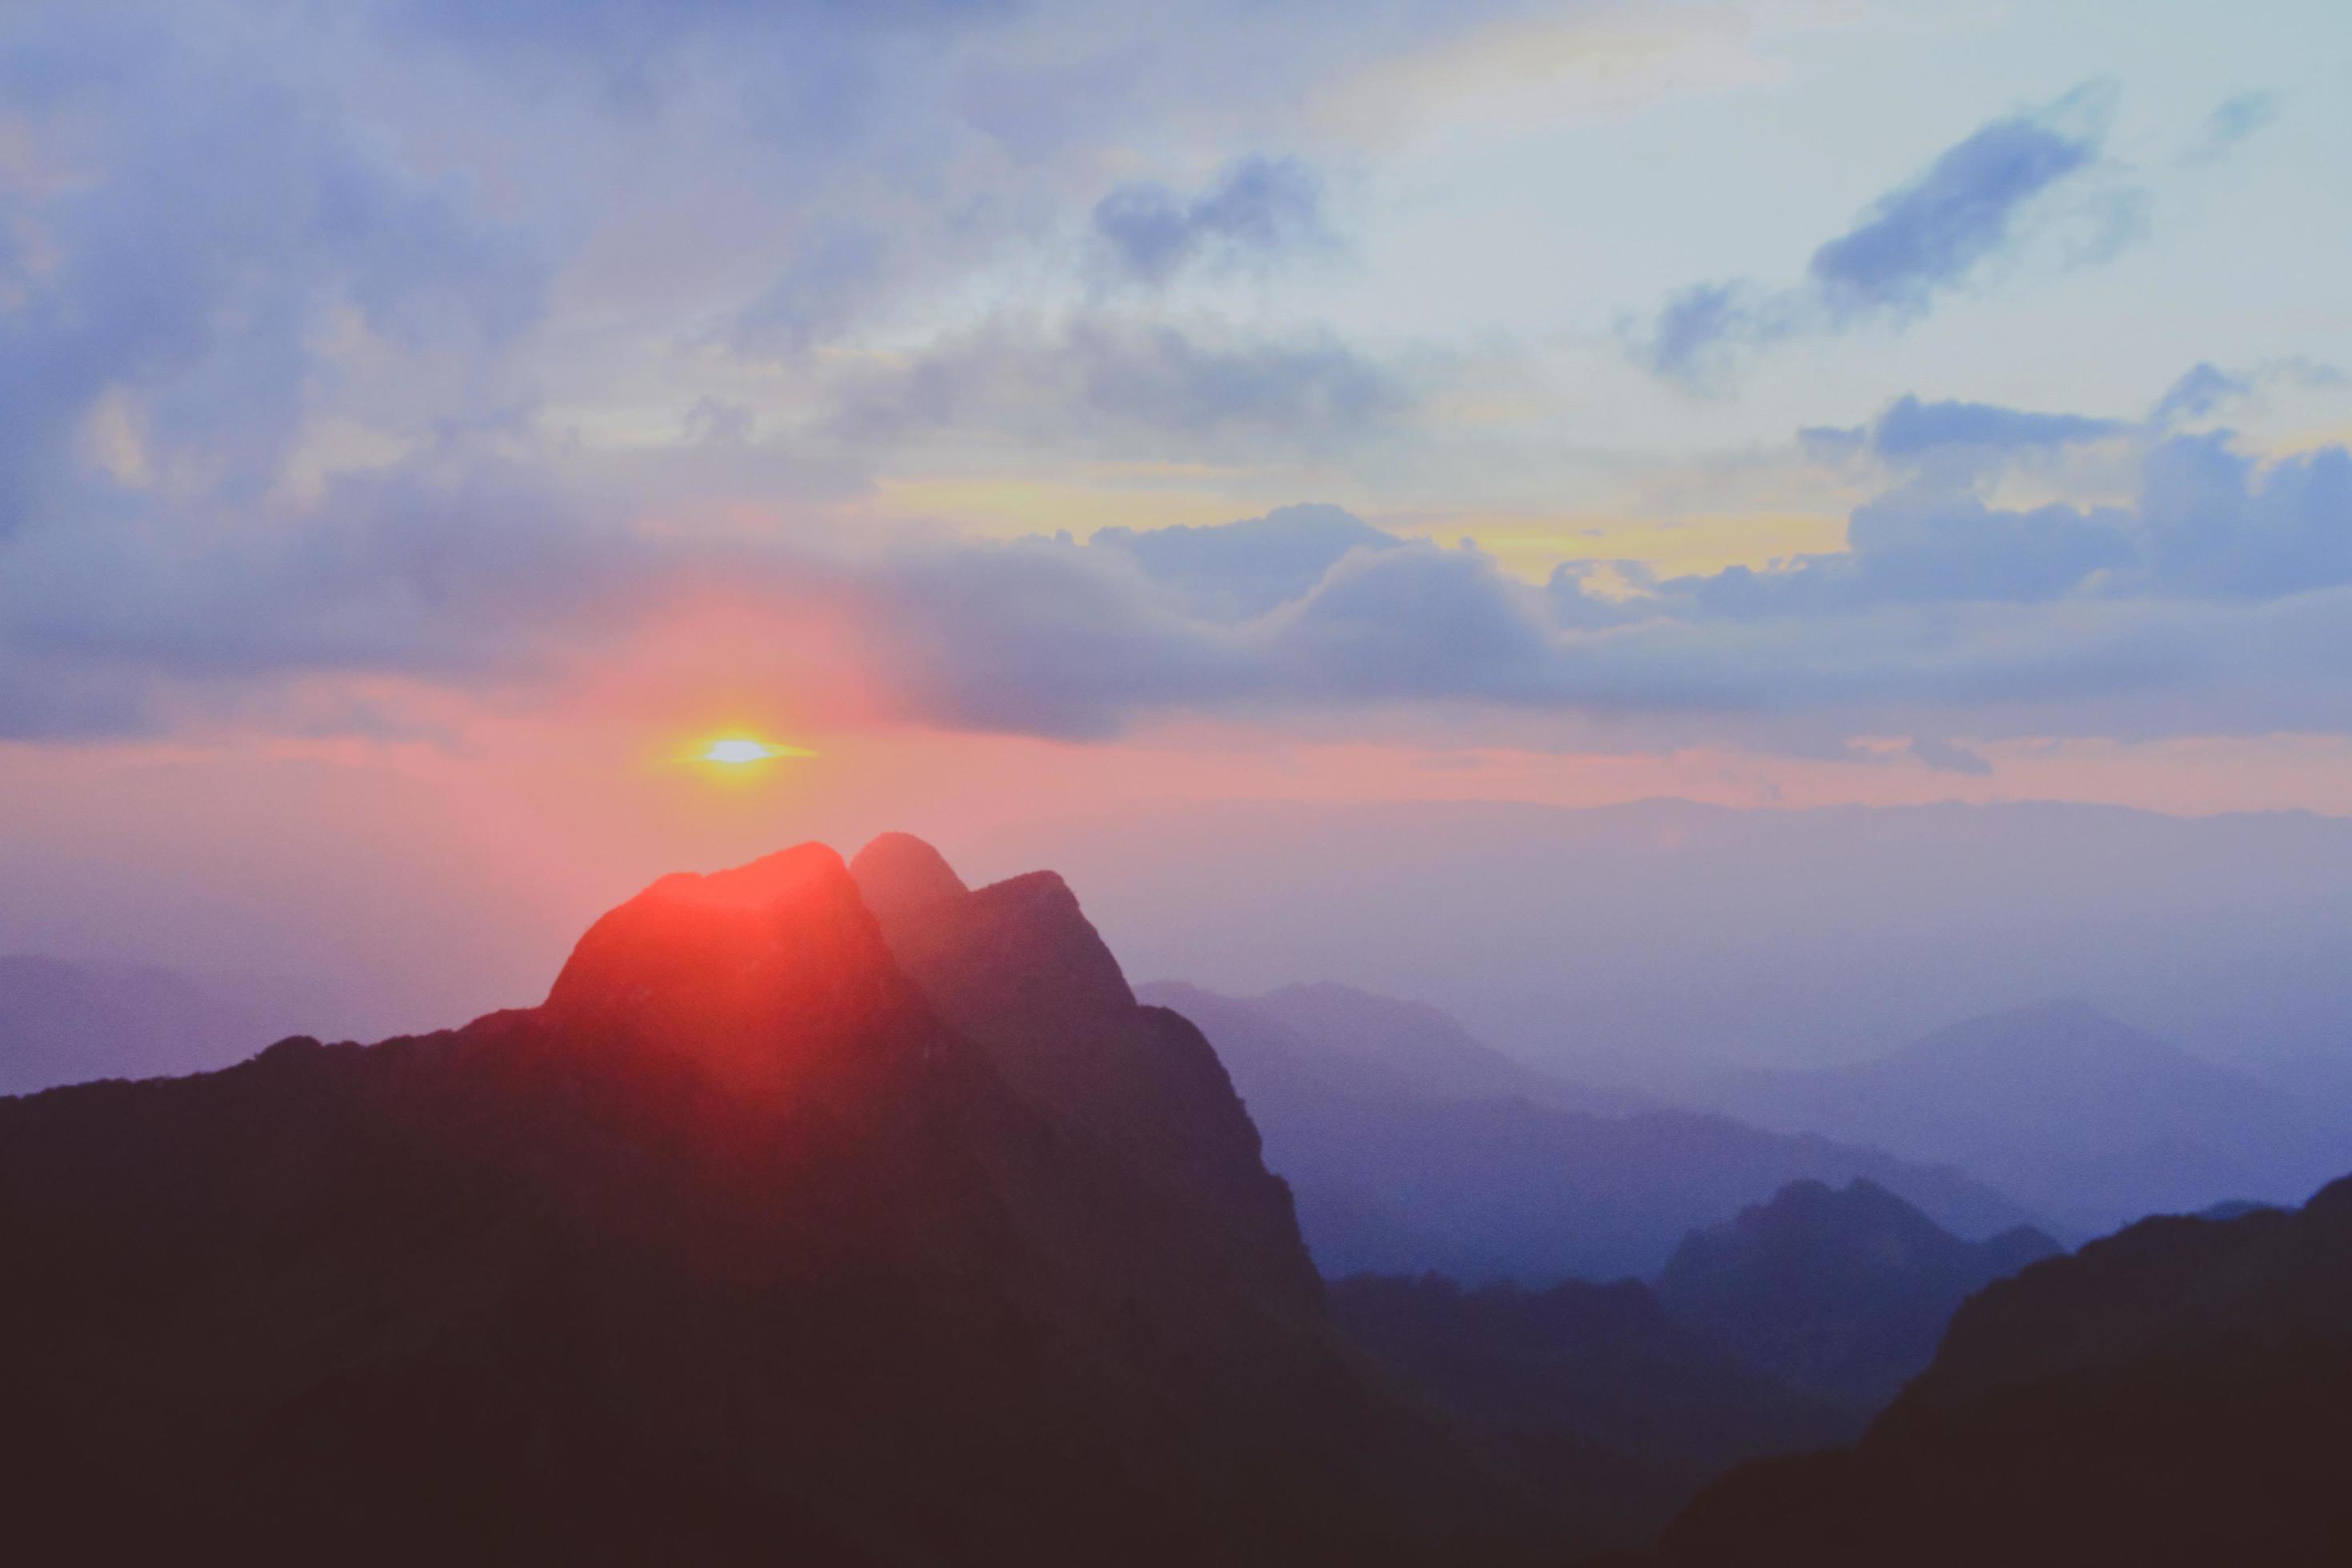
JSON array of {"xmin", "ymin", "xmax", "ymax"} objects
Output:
[
  {"xmin": 1654, "ymin": 1178, "xmax": 2352, "ymax": 1566},
  {"xmin": 1329, "ymin": 1273, "xmax": 1860, "ymax": 1539},
  {"xmin": 0, "ymin": 840, "xmax": 1586, "ymax": 1566}
]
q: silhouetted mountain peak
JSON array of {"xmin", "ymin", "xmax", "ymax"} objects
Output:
[
  {"xmin": 1662, "ymin": 1170, "xmax": 2352, "ymax": 1566},
  {"xmin": 542, "ymin": 842, "xmax": 930, "ymax": 1095},
  {"xmin": 1658, "ymin": 1178, "xmax": 2062, "ymax": 1408},
  {"xmin": 1680, "ymin": 1176, "xmax": 2057, "ymax": 1276},
  {"xmin": 853, "ymin": 850, "xmax": 1138, "ymax": 1025},
  {"xmin": 1, "ymin": 836, "xmax": 1571, "ymax": 1565},
  {"xmin": 846, "ymin": 830, "xmax": 970, "ymax": 919},
  {"xmin": 852, "ymin": 844, "xmax": 1312, "ymax": 1303}
]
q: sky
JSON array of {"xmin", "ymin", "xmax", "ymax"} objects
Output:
[{"xmin": 3, "ymin": 0, "xmax": 2350, "ymax": 1044}]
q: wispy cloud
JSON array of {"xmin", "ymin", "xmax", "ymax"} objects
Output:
[
  {"xmin": 2182, "ymin": 90, "xmax": 2281, "ymax": 163},
  {"xmin": 1635, "ymin": 86, "xmax": 2135, "ymax": 385},
  {"xmin": 1092, "ymin": 155, "xmax": 1334, "ymax": 287}
]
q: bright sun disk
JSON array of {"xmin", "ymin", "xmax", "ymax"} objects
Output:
[{"xmin": 703, "ymin": 738, "xmax": 775, "ymax": 763}]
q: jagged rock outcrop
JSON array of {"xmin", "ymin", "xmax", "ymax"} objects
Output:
[
  {"xmin": 851, "ymin": 834, "xmax": 1317, "ymax": 1306},
  {"xmin": 0, "ymin": 842, "xmax": 1569, "ymax": 1566}
]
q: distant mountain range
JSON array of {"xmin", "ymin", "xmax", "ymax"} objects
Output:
[
  {"xmin": 0, "ymin": 954, "xmax": 270, "ymax": 1095},
  {"xmin": 1145, "ymin": 981, "xmax": 2053, "ymax": 1282},
  {"xmin": 0, "ymin": 840, "xmax": 1600, "ymax": 1565},
  {"xmin": 1224, "ymin": 980, "xmax": 1657, "ymax": 1115},
  {"xmin": 1656, "ymin": 1178, "xmax": 2352, "ymax": 1565},
  {"xmin": 994, "ymin": 797, "xmax": 2352, "ymax": 1083},
  {"xmin": 1688, "ymin": 1000, "xmax": 2352, "ymax": 1231},
  {"xmin": 1654, "ymin": 1178, "xmax": 2062, "ymax": 1409}
]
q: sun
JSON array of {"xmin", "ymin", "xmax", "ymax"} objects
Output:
[{"xmin": 677, "ymin": 734, "xmax": 818, "ymax": 773}]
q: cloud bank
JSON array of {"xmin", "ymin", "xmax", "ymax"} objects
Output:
[{"xmin": 10, "ymin": 369, "xmax": 2350, "ymax": 754}]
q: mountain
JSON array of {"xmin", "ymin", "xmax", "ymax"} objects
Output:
[
  {"xmin": 1697, "ymin": 1000, "xmax": 2352, "ymax": 1230},
  {"xmin": 1654, "ymin": 1178, "xmax": 2062, "ymax": 1409},
  {"xmin": 1656, "ymin": 1178, "xmax": 2352, "ymax": 1566},
  {"xmin": 0, "ymin": 840, "xmax": 1584, "ymax": 1566},
  {"xmin": 1329, "ymin": 1274, "xmax": 1859, "ymax": 1543},
  {"xmin": 1147, "ymin": 981, "xmax": 2052, "ymax": 1282},
  {"xmin": 0, "ymin": 954, "xmax": 263, "ymax": 1094},
  {"xmin": 1235, "ymin": 981, "xmax": 1653, "ymax": 1114},
  {"xmin": 952, "ymin": 798, "xmax": 2352, "ymax": 1082},
  {"xmin": 850, "ymin": 834, "xmax": 1313, "ymax": 1298}
]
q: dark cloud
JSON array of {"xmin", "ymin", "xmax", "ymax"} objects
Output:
[
  {"xmin": 1092, "ymin": 155, "xmax": 1332, "ymax": 286},
  {"xmin": 1635, "ymin": 87, "xmax": 2127, "ymax": 385}
]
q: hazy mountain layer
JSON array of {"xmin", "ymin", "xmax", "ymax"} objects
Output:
[
  {"xmin": 1149, "ymin": 980, "xmax": 2050, "ymax": 1282},
  {"xmin": 1694, "ymin": 1000, "xmax": 2352, "ymax": 1230},
  {"xmin": 0, "ymin": 954, "xmax": 266, "ymax": 1094}
]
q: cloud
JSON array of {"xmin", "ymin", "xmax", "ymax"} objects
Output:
[
  {"xmin": 2150, "ymin": 362, "xmax": 2252, "ymax": 426},
  {"xmin": 1906, "ymin": 736, "xmax": 1994, "ymax": 776},
  {"xmin": 2137, "ymin": 434, "xmax": 2352, "ymax": 599},
  {"xmin": 729, "ymin": 229, "xmax": 895, "ymax": 357},
  {"xmin": 1091, "ymin": 154, "xmax": 1333, "ymax": 286},
  {"xmin": 0, "ymin": 6, "xmax": 2340, "ymax": 768},
  {"xmin": 2150, "ymin": 358, "xmax": 2345, "ymax": 427},
  {"xmin": 2182, "ymin": 90, "xmax": 2280, "ymax": 162},
  {"xmin": 1804, "ymin": 101, "xmax": 2104, "ymax": 322},
  {"xmin": 1644, "ymin": 282, "xmax": 1787, "ymax": 386},
  {"xmin": 1090, "ymin": 503, "xmax": 1398, "ymax": 620},
  {"xmin": 826, "ymin": 316, "xmax": 1415, "ymax": 458},
  {"xmin": 0, "ymin": 17, "xmax": 545, "ymax": 541},
  {"xmin": 1656, "ymin": 486, "xmax": 2139, "ymax": 616},
  {"xmin": 1866, "ymin": 394, "xmax": 2127, "ymax": 459},
  {"xmin": 9, "ymin": 393, "xmax": 2352, "ymax": 752},
  {"xmin": 1635, "ymin": 86, "xmax": 2132, "ymax": 384},
  {"xmin": 1803, "ymin": 392, "xmax": 2132, "ymax": 483}
]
